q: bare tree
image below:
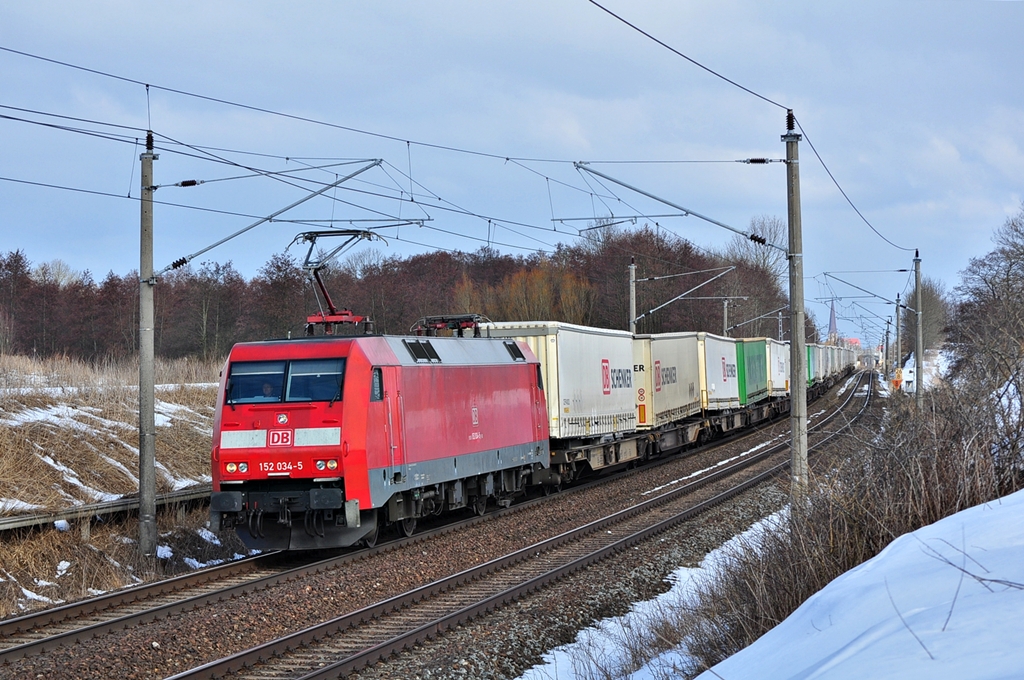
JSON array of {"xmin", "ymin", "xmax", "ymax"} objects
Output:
[
  {"xmin": 341, "ymin": 247, "xmax": 385, "ymax": 279},
  {"xmin": 948, "ymin": 203, "xmax": 1024, "ymax": 488},
  {"xmin": 900, "ymin": 276, "xmax": 950, "ymax": 354},
  {"xmin": 721, "ymin": 215, "xmax": 787, "ymax": 286},
  {"xmin": 31, "ymin": 259, "xmax": 83, "ymax": 288}
]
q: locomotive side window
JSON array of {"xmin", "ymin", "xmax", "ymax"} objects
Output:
[
  {"xmin": 226, "ymin": 361, "xmax": 286, "ymax": 404},
  {"xmin": 286, "ymin": 358, "xmax": 346, "ymax": 403},
  {"xmin": 370, "ymin": 368, "xmax": 383, "ymax": 401}
]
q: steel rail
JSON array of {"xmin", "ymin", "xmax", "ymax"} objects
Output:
[
  {"xmin": 0, "ymin": 397, "xmax": 793, "ymax": 659},
  {"xmin": 2, "ymin": 372, "xmax": 864, "ymax": 672},
  {"xmin": 303, "ymin": 372, "xmax": 875, "ymax": 680},
  {"xmin": 167, "ymin": 372, "xmax": 871, "ymax": 680},
  {"xmin": 304, "ymin": 371, "xmax": 874, "ymax": 680},
  {"xmin": 0, "ymin": 484, "xmax": 212, "ymax": 533}
]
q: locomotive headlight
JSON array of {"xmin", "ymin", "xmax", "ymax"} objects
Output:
[
  {"xmin": 226, "ymin": 462, "xmax": 238, "ymax": 473},
  {"xmin": 238, "ymin": 462, "xmax": 248, "ymax": 473},
  {"xmin": 327, "ymin": 459, "xmax": 338, "ymax": 471},
  {"xmin": 316, "ymin": 460, "xmax": 327, "ymax": 471}
]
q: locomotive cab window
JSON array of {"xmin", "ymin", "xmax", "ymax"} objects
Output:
[
  {"xmin": 286, "ymin": 358, "xmax": 346, "ymax": 403},
  {"xmin": 225, "ymin": 358, "xmax": 345, "ymax": 404},
  {"xmin": 226, "ymin": 361, "xmax": 286, "ymax": 404}
]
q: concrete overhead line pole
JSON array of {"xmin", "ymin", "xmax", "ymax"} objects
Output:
[
  {"xmin": 884, "ymin": 318, "xmax": 891, "ymax": 377},
  {"xmin": 629, "ymin": 257, "xmax": 637, "ymax": 334},
  {"xmin": 139, "ymin": 131, "xmax": 158, "ymax": 560},
  {"xmin": 895, "ymin": 293, "xmax": 901, "ymax": 382},
  {"xmin": 915, "ymin": 250, "xmax": 924, "ymax": 409},
  {"xmin": 783, "ymin": 111, "xmax": 808, "ymax": 497}
]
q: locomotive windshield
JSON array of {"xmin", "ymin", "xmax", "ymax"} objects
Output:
[
  {"xmin": 226, "ymin": 358, "xmax": 345, "ymax": 404},
  {"xmin": 286, "ymin": 358, "xmax": 345, "ymax": 402}
]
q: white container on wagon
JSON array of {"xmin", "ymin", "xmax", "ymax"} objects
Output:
[
  {"xmin": 480, "ymin": 321, "xmax": 636, "ymax": 440},
  {"xmin": 767, "ymin": 338, "xmax": 790, "ymax": 397},
  {"xmin": 701, "ymin": 332, "xmax": 742, "ymax": 410},
  {"xmin": 633, "ymin": 332, "xmax": 703, "ymax": 430}
]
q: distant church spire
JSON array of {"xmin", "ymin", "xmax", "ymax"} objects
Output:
[{"xmin": 827, "ymin": 301, "xmax": 839, "ymax": 346}]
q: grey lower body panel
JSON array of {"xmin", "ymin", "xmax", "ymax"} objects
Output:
[
  {"xmin": 366, "ymin": 440, "xmax": 549, "ymax": 508},
  {"xmin": 213, "ymin": 439, "xmax": 548, "ymax": 551}
]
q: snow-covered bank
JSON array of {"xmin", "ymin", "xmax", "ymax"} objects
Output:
[
  {"xmin": 517, "ymin": 488, "xmax": 1024, "ymax": 680},
  {"xmin": 517, "ymin": 511, "xmax": 788, "ymax": 680},
  {"xmin": 696, "ymin": 488, "xmax": 1024, "ymax": 679}
]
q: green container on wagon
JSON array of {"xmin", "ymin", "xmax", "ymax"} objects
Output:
[{"xmin": 736, "ymin": 339, "xmax": 769, "ymax": 405}]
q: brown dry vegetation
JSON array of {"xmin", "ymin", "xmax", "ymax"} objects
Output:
[
  {"xmin": 574, "ymin": 207, "xmax": 1024, "ymax": 679},
  {"xmin": 0, "ymin": 354, "xmax": 219, "ymax": 512},
  {"xmin": 670, "ymin": 386, "xmax": 1013, "ymax": 677},
  {"xmin": 562, "ymin": 380, "xmax": 1020, "ymax": 679},
  {"xmin": 0, "ymin": 505, "xmax": 249, "ymax": 619},
  {"xmin": 0, "ymin": 354, "xmax": 236, "ymax": 617}
]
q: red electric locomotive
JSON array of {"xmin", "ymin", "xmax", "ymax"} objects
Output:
[{"xmin": 210, "ymin": 334, "xmax": 549, "ymax": 550}]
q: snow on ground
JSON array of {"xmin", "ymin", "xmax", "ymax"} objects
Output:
[
  {"xmin": 517, "ymin": 511, "xmax": 787, "ymax": 680},
  {"xmin": 696, "ymin": 488, "xmax": 1024, "ymax": 680},
  {"xmin": 901, "ymin": 348, "xmax": 951, "ymax": 392},
  {"xmin": 641, "ymin": 437, "xmax": 787, "ymax": 497},
  {"xmin": 0, "ymin": 381, "xmax": 215, "ymax": 512},
  {"xmin": 518, "ymin": 489, "xmax": 1024, "ymax": 680},
  {"xmin": 0, "ymin": 498, "xmax": 45, "ymax": 513}
]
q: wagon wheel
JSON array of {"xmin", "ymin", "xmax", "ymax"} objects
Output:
[
  {"xmin": 399, "ymin": 516, "xmax": 417, "ymax": 538},
  {"xmin": 542, "ymin": 482, "xmax": 561, "ymax": 496},
  {"xmin": 473, "ymin": 495, "xmax": 488, "ymax": 517}
]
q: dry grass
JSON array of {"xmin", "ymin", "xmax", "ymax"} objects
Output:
[
  {"xmin": 554, "ymin": 379, "xmax": 1019, "ymax": 679},
  {"xmin": 0, "ymin": 354, "xmax": 221, "ymax": 513},
  {"xmin": 644, "ymin": 384, "xmax": 1015, "ymax": 678},
  {"xmin": 0, "ymin": 354, "xmax": 229, "ymax": 617},
  {"xmin": 0, "ymin": 506, "xmax": 249, "ymax": 619}
]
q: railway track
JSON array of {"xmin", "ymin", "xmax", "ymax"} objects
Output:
[
  {"xmin": 0, "ymin": 373, "xmax": 870, "ymax": 678},
  {"xmin": 0, "ymin": 551, "xmax": 312, "ymax": 661},
  {"xmin": 168, "ymin": 372, "xmax": 873, "ymax": 680}
]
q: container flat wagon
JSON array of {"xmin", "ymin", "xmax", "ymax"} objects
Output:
[
  {"xmin": 481, "ymin": 321, "xmax": 640, "ymax": 480},
  {"xmin": 633, "ymin": 332, "xmax": 704, "ymax": 453}
]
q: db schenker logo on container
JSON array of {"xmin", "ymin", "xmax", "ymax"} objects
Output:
[{"xmin": 602, "ymin": 359, "xmax": 632, "ymax": 395}]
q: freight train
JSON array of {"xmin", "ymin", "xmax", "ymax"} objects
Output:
[{"xmin": 209, "ymin": 319, "xmax": 856, "ymax": 551}]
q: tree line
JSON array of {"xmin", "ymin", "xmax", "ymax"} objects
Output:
[{"xmin": 0, "ymin": 221, "xmax": 805, "ymax": 362}]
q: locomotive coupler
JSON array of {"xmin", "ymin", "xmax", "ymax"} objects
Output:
[{"xmin": 277, "ymin": 501, "xmax": 294, "ymax": 527}]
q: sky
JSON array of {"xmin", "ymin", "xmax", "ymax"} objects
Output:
[
  {"xmin": 2, "ymin": 1, "xmax": 1022, "ymax": 347},
  {"xmin": 518, "ymin": 478, "xmax": 1024, "ymax": 680}
]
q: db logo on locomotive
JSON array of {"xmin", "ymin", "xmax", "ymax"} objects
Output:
[{"xmin": 269, "ymin": 430, "xmax": 293, "ymax": 447}]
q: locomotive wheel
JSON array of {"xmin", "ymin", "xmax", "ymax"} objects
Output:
[
  {"xmin": 399, "ymin": 516, "xmax": 417, "ymax": 537},
  {"xmin": 473, "ymin": 496, "xmax": 487, "ymax": 517},
  {"xmin": 362, "ymin": 513, "xmax": 380, "ymax": 548}
]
